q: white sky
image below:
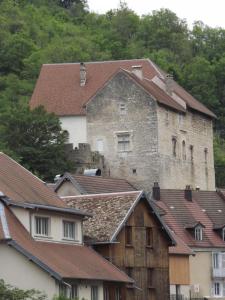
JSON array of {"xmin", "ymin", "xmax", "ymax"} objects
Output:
[{"xmin": 87, "ymin": 0, "xmax": 225, "ymax": 29}]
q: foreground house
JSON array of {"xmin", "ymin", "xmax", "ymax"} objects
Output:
[
  {"xmin": 152, "ymin": 185, "xmax": 225, "ymax": 299},
  {"xmin": 30, "ymin": 59, "xmax": 216, "ymax": 191},
  {"xmin": 0, "ymin": 153, "xmax": 132, "ymax": 299},
  {"xmin": 63, "ymin": 190, "xmax": 175, "ymax": 300}
]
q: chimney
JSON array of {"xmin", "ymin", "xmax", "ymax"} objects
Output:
[
  {"xmin": 165, "ymin": 74, "xmax": 173, "ymax": 95},
  {"xmin": 131, "ymin": 65, "xmax": 143, "ymax": 80},
  {"xmin": 80, "ymin": 62, "xmax": 86, "ymax": 86},
  {"xmin": 152, "ymin": 182, "xmax": 160, "ymax": 201},
  {"xmin": 184, "ymin": 185, "xmax": 192, "ymax": 201}
]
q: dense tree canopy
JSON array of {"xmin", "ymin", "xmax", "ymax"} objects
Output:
[{"xmin": 0, "ymin": 0, "xmax": 225, "ymax": 185}]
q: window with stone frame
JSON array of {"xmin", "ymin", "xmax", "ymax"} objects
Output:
[
  {"xmin": 117, "ymin": 132, "xmax": 131, "ymax": 152},
  {"xmin": 172, "ymin": 137, "xmax": 177, "ymax": 157},
  {"xmin": 182, "ymin": 140, "xmax": 186, "ymax": 160},
  {"xmin": 190, "ymin": 145, "xmax": 194, "ymax": 162}
]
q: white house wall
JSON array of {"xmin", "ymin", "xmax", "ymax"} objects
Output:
[
  {"xmin": 60, "ymin": 116, "xmax": 87, "ymax": 147},
  {"xmin": 0, "ymin": 244, "xmax": 58, "ymax": 299}
]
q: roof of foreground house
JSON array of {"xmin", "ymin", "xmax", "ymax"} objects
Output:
[
  {"xmin": 0, "ymin": 153, "xmax": 90, "ymax": 216},
  {"xmin": 153, "ymin": 189, "xmax": 225, "ymax": 249},
  {"xmin": 54, "ymin": 172, "xmax": 137, "ymax": 194},
  {"xmin": 30, "ymin": 59, "xmax": 215, "ymax": 118},
  {"xmin": 0, "ymin": 202, "xmax": 133, "ymax": 283},
  {"xmin": 62, "ymin": 191, "xmax": 174, "ymax": 245}
]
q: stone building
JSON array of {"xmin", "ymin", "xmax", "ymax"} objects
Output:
[{"xmin": 30, "ymin": 59, "xmax": 216, "ymax": 191}]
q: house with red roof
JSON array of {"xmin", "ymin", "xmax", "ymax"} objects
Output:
[
  {"xmin": 151, "ymin": 183, "xmax": 225, "ymax": 299},
  {"xmin": 0, "ymin": 152, "xmax": 133, "ymax": 300},
  {"xmin": 30, "ymin": 59, "xmax": 216, "ymax": 192}
]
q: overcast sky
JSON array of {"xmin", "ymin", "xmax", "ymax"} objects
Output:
[{"xmin": 88, "ymin": 0, "xmax": 225, "ymax": 29}]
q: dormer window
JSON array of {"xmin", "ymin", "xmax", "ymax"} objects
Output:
[
  {"xmin": 195, "ymin": 225, "xmax": 203, "ymax": 241},
  {"xmin": 63, "ymin": 220, "xmax": 76, "ymax": 240},
  {"xmin": 35, "ymin": 216, "xmax": 50, "ymax": 237}
]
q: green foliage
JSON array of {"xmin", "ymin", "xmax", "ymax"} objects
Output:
[
  {"xmin": 0, "ymin": 279, "xmax": 47, "ymax": 300},
  {"xmin": 0, "ymin": 0, "xmax": 225, "ymax": 184},
  {"xmin": 214, "ymin": 136, "xmax": 225, "ymax": 187},
  {"xmin": 0, "ymin": 105, "xmax": 73, "ymax": 181}
]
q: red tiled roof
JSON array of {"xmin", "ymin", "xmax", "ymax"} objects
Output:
[
  {"xmin": 55, "ymin": 173, "xmax": 137, "ymax": 194},
  {"xmin": 0, "ymin": 152, "xmax": 66, "ymax": 208},
  {"xmin": 169, "ymin": 231, "xmax": 193, "ymax": 255},
  {"xmin": 154, "ymin": 190, "xmax": 225, "ymax": 249},
  {"xmin": 0, "ymin": 204, "xmax": 132, "ymax": 283},
  {"xmin": 30, "ymin": 59, "xmax": 215, "ymax": 118}
]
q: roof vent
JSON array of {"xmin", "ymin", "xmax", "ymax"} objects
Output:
[
  {"xmin": 165, "ymin": 74, "xmax": 173, "ymax": 95},
  {"xmin": 131, "ymin": 65, "xmax": 143, "ymax": 80},
  {"xmin": 80, "ymin": 62, "xmax": 86, "ymax": 86},
  {"xmin": 184, "ymin": 185, "xmax": 192, "ymax": 201},
  {"xmin": 84, "ymin": 169, "xmax": 101, "ymax": 176},
  {"xmin": 152, "ymin": 182, "xmax": 160, "ymax": 201}
]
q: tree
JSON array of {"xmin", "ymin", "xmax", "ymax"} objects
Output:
[
  {"xmin": 0, "ymin": 105, "xmax": 73, "ymax": 181},
  {"xmin": 0, "ymin": 279, "xmax": 46, "ymax": 300}
]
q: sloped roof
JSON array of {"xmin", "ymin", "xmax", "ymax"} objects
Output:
[
  {"xmin": 153, "ymin": 189, "xmax": 225, "ymax": 249},
  {"xmin": 62, "ymin": 191, "xmax": 174, "ymax": 245},
  {"xmin": 30, "ymin": 59, "xmax": 215, "ymax": 118},
  {"xmin": 169, "ymin": 231, "xmax": 193, "ymax": 255},
  {"xmin": 55, "ymin": 173, "xmax": 137, "ymax": 194},
  {"xmin": 0, "ymin": 203, "xmax": 132, "ymax": 283}
]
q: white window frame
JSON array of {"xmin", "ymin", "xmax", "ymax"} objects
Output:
[
  {"xmin": 34, "ymin": 216, "xmax": 50, "ymax": 237},
  {"xmin": 91, "ymin": 286, "xmax": 98, "ymax": 300},
  {"xmin": 63, "ymin": 220, "xmax": 76, "ymax": 241},
  {"xmin": 116, "ymin": 131, "xmax": 132, "ymax": 152},
  {"xmin": 213, "ymin": 282, "xmax": 221, "ymax": 297},
  {"xmin": 213, "ymin": 252, "xmax": 219, "ymax": 269},
  {"xmin": 194, "ymin": 226, "xmax": 203, "ymax": 241},
  {"xmin": 71, "ymin": 284, "xmax": 78, "ymax": 299}
]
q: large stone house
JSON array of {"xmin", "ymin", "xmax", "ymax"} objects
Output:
[
  {"xmin": 0, "ymin": 153, "xmax": 132, "ymax": 300},
  {"xmin": 30, "ymin": 59, "xmax": 216, "ymax": 191},
  {"xmin": 62, "ymin": 189, "xmax": 177, "ymax": 300}
]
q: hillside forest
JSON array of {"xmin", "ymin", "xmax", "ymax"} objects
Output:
[{"xmin": 0, "ymin": 0, "xmax": 225, "ymax": 185}]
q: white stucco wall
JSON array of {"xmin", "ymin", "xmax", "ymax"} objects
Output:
[
  {"xmin": 60, "ymin": 116, "xmax": 87, "ymax": 147},
  {"xmin": 0, "ymin": 244, "xmax": 58, "ymax": 299},
  {"xmin": 11, "ymin": 207, "xmax": 30, "ymax": 232}
]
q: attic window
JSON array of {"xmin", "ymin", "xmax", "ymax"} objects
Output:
[
  {"xmin": 35, "ymin": 216, "xmax": 49, "ymax": 237},
  {"xmin": 119, "ymin": 103, "xmax": 126, "ymax": 115},
  {"xmin": 194, "ymin": 225, "xmax": 203, "ymax": 241}
]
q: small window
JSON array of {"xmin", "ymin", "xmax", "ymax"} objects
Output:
[
  {"xmin": 35, "ymin": 216, "xmax": 49, "ymax": 236},
  {"xmin": 125, "ymin": 226, "xmax": 132, "ymax": 246},
  {"xmin": 146, "ymin": 227, "xmax": 153, "ymax": 247},
  {"xmin": 91, "ymin": 286, "xmax": 98, "ymax": 300},
  {"xmin": 63, "ymin": 221, "xmax": 76, "ymax": 240},
  {"xmin": 115, "ymin": 287, "xmax": 121, "ymax": 300},
  {"xmin": 126, "ymin": 267, "xmax": 133, "ymax": 278},
  {"xmin": 71, "ymin": 285, "xmax": 78, "ymax": 299},
  {"xmin": 119, "ymin": 103, "xmax": 126, "ymax": 115},
  {"xmin": 190, "ymin": 145, "xmax": 194, "ymax": 161},
  {"xmin": 172, "ymin": 137, "xmax": 177, "ymax": 157},
  {"xmin": 96, "ymin": 139, "xmax": 104, "ymax": 153},
  {"xmin": 178, "ymin": 113, "xmax": 184, "ymax": 126},
  {"xmin": 182, "ymin": 140, "xmax": 186, "ymax": 160},
  {"xmin": 213, "ymin": 253, "xmax": 219, "ymax": 269},
  {"xmin": 204, "ymin": 148, "xmax": 208, "ymax": 163},
  {"xmin": 195, "ymin": 226, "xmax": 203, "ymax": 241},
  {"xmin": 214, "ymin": 282, "xmax": 221, "ymax": 296},
  {"xmin": 147, "ymin": 268, "xmax": 154, "ymax": 287},
  {"xmin": 117, "ymin": 133, "xmax": 131, "ymax": 152}
]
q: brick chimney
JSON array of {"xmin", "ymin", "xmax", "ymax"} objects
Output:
[
  {"xmin": 152, "ymin": 182, "xmax": 160, "ymax": 201},
  {"xmin": 80, "ymin": 62, "xmax": 86, "ymax": 86},
  {"xmin": 184, "ymin": 185, "xmax": 192, "ymax": 201},
  {"xmin": 131, "ymin": 65, "xmax": 143, "ymax": 80},
  {"xmin": 165, "ymin": 74, "xmax": 173, "ymax": 95}
]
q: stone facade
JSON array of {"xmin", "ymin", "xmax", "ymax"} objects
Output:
[{"xmin": 86, "ymin": 71, "xmax": 215, "ymax": 191}]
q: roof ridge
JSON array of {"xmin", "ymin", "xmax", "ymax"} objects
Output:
[{"xmin": 62, "ymin": 190, "xmax": 142, "ymax": 198}]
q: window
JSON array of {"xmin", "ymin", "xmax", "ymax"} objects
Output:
[
  {"xmin": 63, "ymin": 221, "xmax": 76, "ymax": 240},
  {"xmin": 103, "ymin": 287, "xmax": 109, "ymax": 300},
  {"xmin": 96, "ymin": 139, "xmax": 104, "ymax": 153},
  {"xmin": 59, "ymin": 284, "xmax": 67, "ymax": 297},
  {"xmin": 194, "ymin": 226, "xmax": 203, "ymax": 241},
  {"xmin": 214, "ymin": 282, "xmax": 221, "ymax": 296},
  {"xmin": 35, "ymin": 216, "xmax": 49, "ymax": 236},
  {"xmin": 115, "ymin": 287, "xmax": 121, "ymax": 300},
  {"xmin": 204, "ymin": 148, "xmax": 208, "ymax": 163},
  {"xmin": 125, "ymin": 226, "xmax": 132, "ymax": 246},
  {"xmin": 182, "ymin": 140, "xmax": 186, "ymax": 160},
  {"xmin": 172, "ymin": 137, "xmax": 177, "ymax": 157},
  {"xmin": 222, "ymin": 228, "xmax": 225, "ymax": 241},
  {"xmin": 213, "ymin": 253, "xmax": 219, "ymax": 269},
  {"xmin": 91, "ymin": 286, "xmax": 98, "ymax": 300},
  {"xmin": 146, "ymin": 227, "xmax": 153, "ymax": 247},
  {"xmin": 117, "ymin": 133, "xmax": 131, "ymax": 152},
  {"xmin": 147, "ymin": 268, "xmax": 154, "ymax": 287},
  {"xmin": 126, "ymin": 267, "xmax": 133, "ymax": 278},
  {"xmin": 71, "ymin": 285, "xmax": 78, "ymax": 299},
  {"xmin": 165, "ymin": 109, "xmax": 169, "ymax": 125},
  {"xmin": 178, "ymin": 113, "xmax": 184, "ymax": 126},
  {"xmin": 190, "ymin": 145, "xmax": 194, "ymax": 161},
  {"xmin": 119, "ymin": 103, "xmax": 126, "ymax": 115}
]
